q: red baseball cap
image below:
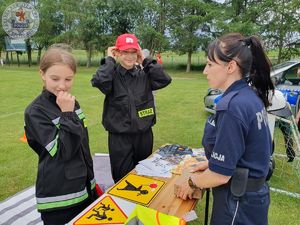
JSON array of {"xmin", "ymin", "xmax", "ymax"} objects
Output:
[{"xmin": 115, "ymin": 33, "xmax": 139, "ymax": 51}]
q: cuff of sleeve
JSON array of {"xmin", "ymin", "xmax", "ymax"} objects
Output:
[
  {"xmin": 61, "ymin": 111, "xmax": 77, "ymax": 119},
  {"xmin": 142, "ymin": 58, "xmax": 156, "ymax": 68},
  {"xmin": 209, "ymin": 162, "xmax": 234, "ymax": 176},
  {"xmin": 100, "ymin": 56, "xmax": 116, "ymax": 65}
]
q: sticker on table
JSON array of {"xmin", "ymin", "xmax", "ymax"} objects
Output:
[
  {"xmin": 108, "ymin": 173, "xmax": 165, "ymax": 206},
  {"xmin": 73, "ymin": 196, "xmax": 127, "ymax": 225}
]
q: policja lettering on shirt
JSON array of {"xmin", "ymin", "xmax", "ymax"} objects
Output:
[{"xmin": 211, "ymin": 152, "xmax": 225, "ymax": 162}]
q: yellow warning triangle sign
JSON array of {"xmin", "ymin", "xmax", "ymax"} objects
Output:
[
  {"xmin": 73, "ymin": 196, "xmax": 127, "ymax": 225},
  {"xmin": 108, "ymin": 173, "xmax": 165, "ymax": 206}
]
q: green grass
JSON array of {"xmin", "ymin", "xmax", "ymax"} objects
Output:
[{"xmin": 0, "ymin": 66, "xmax": 300, "ymax": 224}]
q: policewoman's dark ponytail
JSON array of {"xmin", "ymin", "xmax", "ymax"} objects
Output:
[
  {"xmin": 246, "ymin": 36, "xmax": 274, "ymax": 108},
  {"xmin": 207, "ymin": 33, "xmax": 275, "ymax": 108}
]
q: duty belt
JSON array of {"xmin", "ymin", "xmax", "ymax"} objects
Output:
[
  {"xmin": 245, "ymin": 177, "xmax": 265, "ymax": 192},
  {"xmin": 230, "ymin": 167, "xmax": 266, "ymax": 198}
]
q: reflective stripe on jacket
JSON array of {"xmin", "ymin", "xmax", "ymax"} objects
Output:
[{"xmin": 24, "ymin": 90, "xmax": 96, "ymax": 211}]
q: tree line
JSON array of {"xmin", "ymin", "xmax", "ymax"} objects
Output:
[{"xmin": 0, "ymin": 0, "xmax": 299, "ymax": 72}]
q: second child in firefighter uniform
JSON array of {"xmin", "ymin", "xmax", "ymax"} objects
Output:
[
  {"xmin": 175, "ymin": 33, "xmax": 274, "ymax": 225},
  {"xmin": 91, "ymin": 34, "xmax": 172, "ymax": 183},
  {"xmin": 24, "ymin": 47, "xmax": 99, "ymax": 225}
]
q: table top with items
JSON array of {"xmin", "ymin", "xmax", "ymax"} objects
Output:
[{"xmin": 68, "ymin": 144, "xmax": 206, "ymax": 225}]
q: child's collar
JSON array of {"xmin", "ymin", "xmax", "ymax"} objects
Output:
[{"xmin": 118, "ymin": 64, "xmax": 136, "ymax": 76}]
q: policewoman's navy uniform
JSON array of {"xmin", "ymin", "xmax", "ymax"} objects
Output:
[{"xmin": 202, "ymin": 79, "xmax": 271, "ymax": 225}]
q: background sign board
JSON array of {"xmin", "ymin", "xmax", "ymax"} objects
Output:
[{"xmin": 4, "ymin": 36, "xmax": 26, "ymax": 52}]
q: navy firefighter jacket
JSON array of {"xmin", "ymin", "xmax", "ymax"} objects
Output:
[
  {"xmin": 202, "ymin": 79, "xmax": 272, "ymax": 178},
  {"xmin": 24, "ymin": 90, "xmax": 96, "ymax": 212},
  {"xmin": 91, "ymin": 57, "xmax": 172, "ymax": 133}
]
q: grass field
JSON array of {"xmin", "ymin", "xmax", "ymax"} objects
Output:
[{"xmin": 0, "ymin": 65, "xmax": 300, "ymax": 224}]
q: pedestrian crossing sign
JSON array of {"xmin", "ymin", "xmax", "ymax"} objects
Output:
[
  {"xmin": 73, "ymin": 196, "xmax": 127, "ymax": 224},
  {"xmin": 108, "ymin": 173, "xmax": 165, "ymax": 205}
]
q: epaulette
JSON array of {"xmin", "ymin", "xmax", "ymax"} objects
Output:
[{"xmin": 216, "ymin": 91, "xmax": 239, "ymax": 111}]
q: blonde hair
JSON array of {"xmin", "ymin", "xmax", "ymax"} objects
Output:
[{"xmin": 40, "ymin": 46, "xmax": 77, "ymax": 73}]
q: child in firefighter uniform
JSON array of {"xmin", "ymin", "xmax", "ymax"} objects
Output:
[
  {"xmin": 91, "ymin": 33, "xmax": 171, "ymax": 183},
  {"xmin": 175, "ymin": 33, "xmax": 274, "ymax": 225},
  {"xmin": 24, "ymin": 47, "xmax": 99, "ymax": 225}
]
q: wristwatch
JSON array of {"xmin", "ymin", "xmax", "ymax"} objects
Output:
[{"xmin": 188, "ymin": 176, "xmax": 198, "ymax": 189}]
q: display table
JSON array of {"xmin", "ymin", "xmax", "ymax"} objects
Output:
[
  {"xmin": 68, "ymin": 175, "xmax": 200, "ymax": 225},
  {"xmin": 147, "ymin": 174, "xmax": 198, "ymax": 218},
  {"xmin": 68, "ymin": 147, "xmax": 204, "ymax": 225}
]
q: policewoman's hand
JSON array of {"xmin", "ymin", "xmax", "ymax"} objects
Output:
[
  {"xmin": 190, "ymin": 160, "xmax": 209, "ymax": 173},
  {"xmin": 174, "ymin": 176, "xmax": 194, "ymax": 200},
  {"xmin": 56, "ymin": 91, "xmax": 75, "ymax": 112}
]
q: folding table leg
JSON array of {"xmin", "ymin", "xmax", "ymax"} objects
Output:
[{"xmin": 204, "ymin": 188, "xmax": 210, "ymax": 225}]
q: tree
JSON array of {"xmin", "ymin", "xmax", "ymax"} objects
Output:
[
  {"xmin": 108, "ymin": 0, "xmax": 144, "ymax": 35},
  {"xmin": 135, "ymin": 0, "xmax": 169, "ymax": 53},
  {"xmin": 167, "ymin": 0, "xmax": 215, "ymax": 72},
  {"xmin": 76, "ymin": 0, "xmax": 109, "ymax": 67},
  {"xmin": 136, "ymin": 25, "xmax": 168, "ymax": 54},
  {"xmin": 214, "ymin": 0, "xmax": 260, "ymax": 36},
  {"xmin": 257, "ymin": 0, "xmax": 300, "ymax": 63},
  {"xmin": 219, "ymin": 0, "xmax": 300, "ymax": 63},
  {"xmin": 53, "ymin": 0, "xmax": 81, "ymax": 44},
  {"xmin": 33, "ymin": 0, "xmax": 64, "ymax": 64}
]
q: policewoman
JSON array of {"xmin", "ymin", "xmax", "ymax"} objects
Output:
[{"xmin": 175, "ymin": 33, "xmax": 274, "ymax": 225}]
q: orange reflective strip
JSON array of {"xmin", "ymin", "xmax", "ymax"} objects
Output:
[
  {"xmin": 180, "ymin": 218, "xmax": 186, "ymax": 225},
  {"xmin": 156, "ymin": 211, "xmax": 161, "ymax": 225}
]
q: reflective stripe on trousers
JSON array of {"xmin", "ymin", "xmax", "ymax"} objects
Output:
[{"xmin": 210, "ymin": 183, "xmax": 270, "ymax": 225}]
